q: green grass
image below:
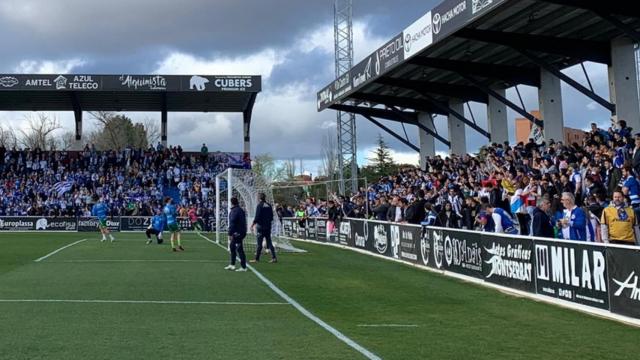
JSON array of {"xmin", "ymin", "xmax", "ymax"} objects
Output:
[{"xmin": 0, "ymin": 232, "xmax": 638, "ymax": 359}]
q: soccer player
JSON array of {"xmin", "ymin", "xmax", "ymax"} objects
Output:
[
  {"xmin": 187, "ymin": 206, "xmax": 203, "ymax": 232},
  {"xmin": 163, "ymin": 197, "xmax": 183, "ymax": 252},
  {"xmin": 250, "ymin": 193, "xmax": 277, "ymax": 263},
  {"xmin": 146, "ymin": 208, "xmax": 165, "ymax": 245},
  {"xmin": 92, "ymin": 195, "xmax": 115, "ymax": 242}
]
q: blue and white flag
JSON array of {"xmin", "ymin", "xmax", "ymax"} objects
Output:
[{"xmin": 52, "ymin": 181, "xmax": 74, "ymax": 196}]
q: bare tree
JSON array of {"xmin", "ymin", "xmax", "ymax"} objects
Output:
[
  {"xmin": 18, "ymin": 113, "xmax": 62, "ymax": 150},
  {"xmin": 142, "ymin": 117, "xmax": 161, "ymax": 146},
  {"xmin": 321, "ymin": 130, "xmax": 339, "ymax": 194},
  {"xmin": 283, "ymin": 158, "xmax": 297, "ymax": 180},
  {"xmin": 60, "ymin": 131, "xmax": 77, "ymax": 150},
  {"xmin": 0, "ymin": 124, "xmax": 18, "ymax": 148},
  {"xmin": 252, "ymin": 153, "xmax": 284, "ymax": 184}
]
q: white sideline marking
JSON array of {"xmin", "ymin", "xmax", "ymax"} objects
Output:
[
  {"xmin": 357, "ymin": 324, "xmax": 419, "ymax": 328},
  {"xmin": 197, "ymin": 233, "xmax": 381, "ymax": 360},
  {"xmin": 54, "ymin": 259, "xmax": 228, "ymax": 263},
  {"xmin": 34, "ymin": 239, "xmax": 88, "ymax": 262},
  {"xmin": 0, "ymin": 299, "xmax": 288, "ymax": 306}
]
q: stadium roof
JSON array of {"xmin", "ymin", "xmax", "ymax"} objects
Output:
[
  {"xmin": 317, "ymin": 0, "xmax": 640, "ymax": 135},
  {"xmin": 0, "ymin": 74, "xmax": 261, "ymax": 113}
]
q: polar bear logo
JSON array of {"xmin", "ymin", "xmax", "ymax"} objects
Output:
[
  {"xmin": 36, "ymin": 218, "xmax": 48, "ymax": 230},
  {"xmin": 190, "ymin": 75, "xmax": 209, "ymax": 91}
]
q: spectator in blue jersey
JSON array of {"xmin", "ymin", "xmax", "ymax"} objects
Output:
[
  {"xmin": 145, "ymin": 208, "xmax": 165, "ymax": 245},
  {"xmin": 91, "ymin": 195, "xmax": 115, "ymax": 242},
  {"xmin": 481, "ymin": 204, "xmax": 518, "ymax": 235},
  {"xmin": 163, "ymin": 197, "xmax": 183, "ymax": 252},
  {"xmin": 422, "ymin": 203, "xmax": 438, "ymax": 226},
  {"xmin": 621, "ymin": 165, "xmax": 640, "ymax": 210},
  {"xmin": 559, "ymin": 192, "xmax": 588, "ymax": 241}
]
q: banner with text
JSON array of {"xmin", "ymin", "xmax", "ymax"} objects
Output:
[
  {"xmin": 607, "ymin": 247, "xmax": 640, "ymax": 319},
  {"xmin": 534, "ymin": 240, "xmax": 609, "ymax": 310}
]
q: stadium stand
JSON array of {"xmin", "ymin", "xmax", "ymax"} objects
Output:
[
  {"xmin": 288, "ymin": 120, "xmax": 640, "ymax": 245},
  {"xmin": 0, "ymin": 144, "xmax": 248, "ymax": 229}
]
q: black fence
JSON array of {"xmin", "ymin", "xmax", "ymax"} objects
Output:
[
  {"xmin": 281, "ymin": 217, "xmax": 640, "ymax": 322},
  {"xmin": 0, "ymin": 216, "xmax": 211, "ymax": 233}
]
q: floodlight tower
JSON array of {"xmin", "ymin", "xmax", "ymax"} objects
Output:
[{"xmin": 334, "ymin": 0, "xmax": 358, "ymax": 195}]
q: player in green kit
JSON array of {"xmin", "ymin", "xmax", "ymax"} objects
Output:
[{"xmin": 163, "ymin": 197, "xmax": 183, "ymax": 252}]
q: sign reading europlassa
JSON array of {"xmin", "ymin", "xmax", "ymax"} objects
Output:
[
  {"xmin": 607, "ymin": 247, "xmax": 640, "ymax": 319},
  {"xmin": 0, "ymin": 217, "xmax": 36, "ymax": 231},
  {"xmin": 482, "ymin": 235, "xmax": 535, "ymax": 293},
  {"xmin": 534, "ymin": 241, "xmax": 609, "ymax": 309}
]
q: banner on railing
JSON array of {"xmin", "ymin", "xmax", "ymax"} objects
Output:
[
  {"xmin": 607, "ymin": 247, "xmax": 640, "ymax": 318},
  {"xmin": 0, "ymin": 216, "xmax": 77, "ymax": 231},
  {"xmin": 77, "ymin": 217, "xmax": 121, "ymax": 232},
  {"xmin": 119, "ymin": 216, "xmax": 151, "ymax": 231},
  {"xmin": 279, "ymin": 217, "xmax": 640, "ymax": 321},
  {"xmin": 534, "ymin": 240, "xmax": 609, "ymax": 310},
  {"xmin": 482, "ymin": 235, "xmax": 535, "ymax": 293}
]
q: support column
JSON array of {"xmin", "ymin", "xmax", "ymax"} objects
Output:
[
  {"xmin": 161, "ymin": 110, "xmax": 168, "ymax": 148},
  {"xmin": 487, "ymin": 88, "xmax": 509, "ymax": 144},
  {"xmin": 243, "ymin": 113, "xmax": 251, "ymax": 155},
  {"xmin": 447, "ymin": 100, "xmax": 466, "ymax": 155},
  {"xmin": 609, "ymin": 37, "xmax": 640, "ymax": 130},
  {"xmin": 73, "ymin": 109, "xmax": 83, "ymax": 150},
  {"xmin": 539, "ymin": 69, "xmax": 564, "ymax": 143},
  {"xmin": 418, "ymin": 112, "xmax": 435, "ymax": 169}
]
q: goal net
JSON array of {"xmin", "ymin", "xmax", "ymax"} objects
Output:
[{"xmin": 215, "ymin": 168, "xmax": 305, "ymax": 253}]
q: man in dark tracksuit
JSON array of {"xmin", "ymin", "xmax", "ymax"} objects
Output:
[
  {"xmin": 224, "ymin": 197, "xmax": 248, "ymax": 272},
  {"xmin": 251, "ymin": 193, "xmax": 277, "ymax": 263}
]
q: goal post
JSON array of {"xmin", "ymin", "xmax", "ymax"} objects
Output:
[{"xmin": 215, "ymin": 168, "xmax": 305, "ymax": 253}]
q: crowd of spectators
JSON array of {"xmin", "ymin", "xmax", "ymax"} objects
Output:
[
  {"xmin": 290, "ymin": 120, "xmax": 640, "ymax": 246},
  {"xmin": 0, "ymin": 142, "xmax": 241, "ymax": 224}
]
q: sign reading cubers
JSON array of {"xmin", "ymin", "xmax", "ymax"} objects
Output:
[
  {"xmin": 534, "ymin": 240, "xmax": 609, "ymax": 309},
  {"xmin": 482, "ymin": 235, "xmax": 535, "ymax": 293}
]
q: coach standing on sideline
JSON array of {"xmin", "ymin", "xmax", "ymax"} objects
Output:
[
  {"xmin": 224, "ymin": 197, "xmax": 247, "ymax": 272},
  {"xmin": 250, "ymin": 193, "xmax": 277, "ymax": 263}
]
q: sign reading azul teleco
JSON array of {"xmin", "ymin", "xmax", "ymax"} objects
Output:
[
  {"xmin": 0, "ymin": 74, "xmax": 261, "ymax": 92},
  {"xmin": 316, "ymin": 0, "xmax": 505, "ymax": 111}
]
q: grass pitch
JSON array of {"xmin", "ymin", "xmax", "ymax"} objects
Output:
[{"xmin": 0, "ymin": 232, "xmax": 637, "ymax": 359}]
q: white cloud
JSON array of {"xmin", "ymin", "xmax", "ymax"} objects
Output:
[
  {"xmin": 155, "ymin": 49, "xmax": 284, "ymax": 80},
  {"xmin": 586, "ymin": 101, "xmax": 598, "ymax": 111},
  {"xmin": 13, "ymin": 58, "xmax": 86, "ymax": 74}
]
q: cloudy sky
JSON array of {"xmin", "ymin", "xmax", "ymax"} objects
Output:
[{"xmin": 0, "ymin": 0, "xmax": 614, "ymax": 174}]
